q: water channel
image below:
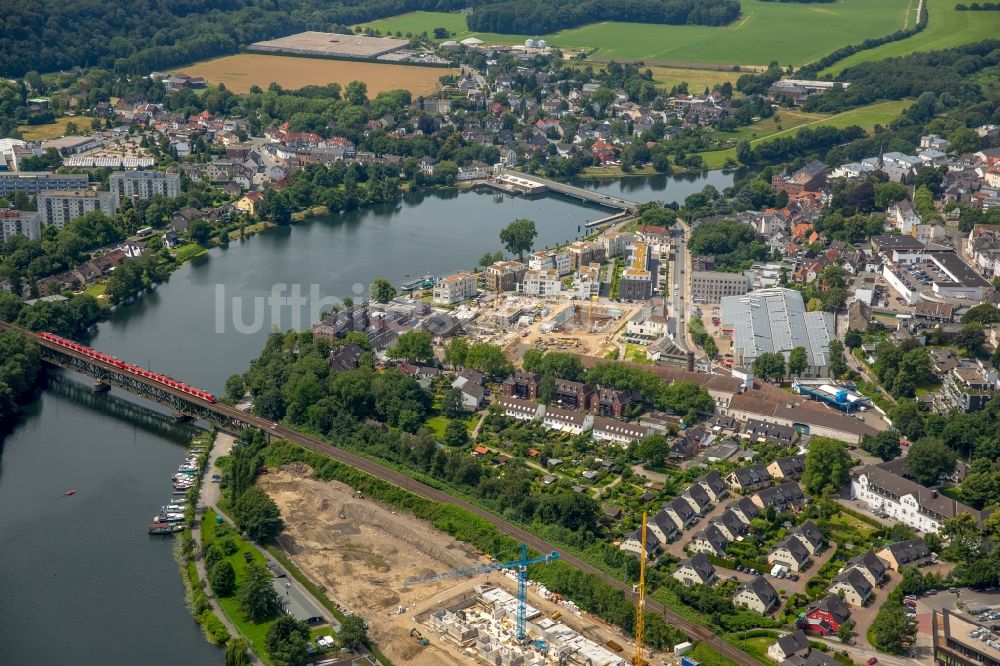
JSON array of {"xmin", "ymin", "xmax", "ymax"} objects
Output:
[{"xmin": 0, "ymin": 170, "xmax": 741, "ymax": 664}]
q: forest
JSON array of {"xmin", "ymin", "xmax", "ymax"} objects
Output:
[
  {"xmin": 465, "ymin": 0, "xmax": 741, "ymax": 34},
  {"xmin": 0, "ymin": 0, "xmax": 469, "ymax": 76},
  {"xmin": 0, "ymin": 327, "xmax": 41, "ymax": 428}
]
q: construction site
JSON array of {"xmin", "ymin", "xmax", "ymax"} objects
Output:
[
  {"xmin": 463, "ymin": 294, "xmax": 638, "ymax": 360},
  {"xmin": 259, "ymin": 464, "xmax": 657, "ymax": 666}
]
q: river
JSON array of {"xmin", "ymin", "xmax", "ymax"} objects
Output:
[{"xmin": 0, "ymin": 171, "xmax": 737, "ymax": 664}]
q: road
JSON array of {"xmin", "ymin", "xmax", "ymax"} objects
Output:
[{"xmin": 670, "ymin": 222, "xmax": 690, "ymax": 353}]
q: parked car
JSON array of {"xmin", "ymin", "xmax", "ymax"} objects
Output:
[
  {"xmin": 948, "ymin": 587, "xmax": 959, "ymax": 593},
  {"xmin": 867, "ymin": 659, "xmax": 879, "ymax": 665}
]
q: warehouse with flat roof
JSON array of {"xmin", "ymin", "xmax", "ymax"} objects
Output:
[
  {"xmin": 248, "ymin": 31, "xmax": 409, "ymax": 60},
  {"xmin": 721, "ymin": 288, "xmax": 833, "ymax": 377}
]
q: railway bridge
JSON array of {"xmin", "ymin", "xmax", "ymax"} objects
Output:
[{"xmin": 3, "ymin": 321, "xmax": 759, "ymax": 666}]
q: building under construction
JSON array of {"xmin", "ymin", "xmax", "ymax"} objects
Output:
[{"xmin": 418, "ymin": 584, "xmax": 628, "ymax": 666}]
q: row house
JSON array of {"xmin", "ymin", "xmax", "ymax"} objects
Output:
[
  {"xmin": 767, "ymin": 454, "xmax": 806, "ymax": 481},
  {"xmin": 496, "ymin": 396, "xmax": 545, "ymax": 422},
  {"xmin": 592, "ymin": 417, "xmax": 651, "ymax": 446},
  {"xmin": 733, "ymin": 576, "xmax": 780, "ymax": 615},
  {"xmin": 726, "ymin": 464, "xmax": 771, "ymax": 493},
  {"xmin": 695, "ymin": 471, "xmax": 728, "ymax": 503},
  {"xmin": 649, "ymin": 509, "xmax": 681, "ymax": 545},
  {"xmin": 620, "ymin": 526, "xmax": 659, "ymax": 558},
  {"xmin": 829, "ymin": 568, "xmax": 874, "ymax": 607},
  {"xmin": 843, "ymin": 550, "xmax": 889, "ymax": 588},
  {"xmin": 752, "ymin": 482, "xmax": 806, "ymax": 512},
  {"xmin": 715, "ymin": 509, "xmax": 749, "ymax": 541},
  {"xmin": 877, "ymin": 539, "xmax": 932, "ymax": 571},
  {"xmin": 541, "ymin": 406, "xmax": 593, "ymax": 435},
  {"xmin": 689, "ymin": 524, "xmax": 730, "ymax": 557},
  {"xmin": 673, "ymin": 552, "xmax": 717, "ymax": 587}
]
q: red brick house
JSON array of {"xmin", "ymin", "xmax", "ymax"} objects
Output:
[{"xmin": 798, "ymin": 595, "xmax": 852, "ymax": 636}]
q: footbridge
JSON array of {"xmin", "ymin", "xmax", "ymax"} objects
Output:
[{"xmin": 497, "ymin": 169, "xmax": 639, "ymax": 212}]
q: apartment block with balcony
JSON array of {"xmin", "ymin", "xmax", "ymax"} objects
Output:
[
  {"xmin": 1, "ymin": 209, "xmax": 42, "ymax": 241},
  {"xmin": 481, "ymin": 260, "xmax": 527, "ymax": 292},
  {"xmin": 519, "ymin": 268, "xmax": 562, "ymax": 297},
  {"xmin": 38, "ymin": 190, "xmax": 118, "ymax": 229},
  {"xmin": 934, "ymin": 363, "xmax": 997, "ymax": 414},
  {"xmin": 109, "ymin": 171, "xmax": 182, "ymax": 201},
  {"xmin": 432, "ymin": 272, "xmax": 478, "ymax": 305}
]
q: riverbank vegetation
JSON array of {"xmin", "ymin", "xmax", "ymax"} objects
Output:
[{"xmin": 0, "ymin": 327, "xmax": 42, "ymax": 427}]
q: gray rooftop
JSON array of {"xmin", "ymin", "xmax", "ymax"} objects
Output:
[{"xmin": 721, "ymin": 288, "xmax": 833, "ymax": 368}]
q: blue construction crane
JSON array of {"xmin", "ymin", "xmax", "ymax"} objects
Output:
[{"xmin": 404, "ymin": 543, "xmax": 560, "ymax": 641}]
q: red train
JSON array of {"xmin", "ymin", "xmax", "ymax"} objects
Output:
[{"xmin": 36, "ymin": 331, "xmax": 216, "ymax": 403}]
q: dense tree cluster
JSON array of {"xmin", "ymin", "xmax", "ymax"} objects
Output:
[
  {"xmin": 871, "ymin": 339, "xmax": 933, "ymax": 398},
  {"xmin": 466, "ymin": 0, "xmax": 740, "ymax": 34},
  {"xmin": 687, "ymin": 219, "xmax": 767, "ymax": 271},
  {"xmin": 0, "ymin": 291, "xmax": 104, "ymax": 340},
  {"xmin": 0, "ymin": 328, "xmax": 41, "ymax": 428}
]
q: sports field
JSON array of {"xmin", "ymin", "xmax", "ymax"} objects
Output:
[
  {"xmin": 822, "ymin": 0, "xmax": 1000, "ymax": 75},
  {"xmin": 700, "ymin": 99, "xmax": 912, "ymax": 168},
  {"xmin": 359, "ymin": 0, "xmax": 911, "ymax": 66},
  {"xmin": 174, "ymin": 54, "xmax": 452, "ymax": 95}
]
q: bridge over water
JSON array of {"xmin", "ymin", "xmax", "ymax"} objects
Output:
[
  {"xmin": 491, "ymin": 169, "xmax": 640, "ymax": 213},
  {"xmin": 1, "ymin": 321, "xmax": 758, "ymax": 666}
]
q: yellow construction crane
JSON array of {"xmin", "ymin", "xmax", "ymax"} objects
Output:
[{"xmin": 634, "ymin": 511, "xmax": 647, "ymax": 666}]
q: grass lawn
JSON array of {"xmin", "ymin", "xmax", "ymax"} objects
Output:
[
  {"xmin": 823, "ymin": 0, "xmax": 1000, "ymax": 75},
  {"xmin": 824, "ymin": 510, "xmax": 878, "ymax": 546},
  {"xmin": 359, "ymin": 0, "xmax": 910, "ymax": 66},
  {"xmin": 82, "ymin": 282, "xmax": 107, "ymax": 298},
  {"xmin": 16, "ymin": 116, "xmax": 85, "ymax": 140},
  {"xmin": 202, "ymin": 509, "xmax": 275, "ymax": 663},
  {"xmin": 425, "ymin": 413, "xmax": 476, "ymax": 437},
  {"xmin": 172, "ymin": 242, "xmax": 207, "ymax": 264},
  {"xmin": 699, "ymin": 99, "xmax": 911, "ymax": 167},
  {"xmin": 688, "ymin": 642, "xmax": 741, "ymax": 666},
  {"xmin": 624, "ymin": 343, "xmax": 652, "ymax": 364}
]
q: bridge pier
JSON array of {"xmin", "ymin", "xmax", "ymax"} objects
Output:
[
  {"xmin": 92, "ymin": 381, "xmax": 110, "ymax": 393},
  {"xmin": 173, "ymin": 413, "xmax": 193, "ymax": 423}
]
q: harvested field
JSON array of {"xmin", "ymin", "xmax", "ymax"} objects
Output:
[{"xmin": 174, "ymin": 54, "xmax": 452, "ymax": 95}]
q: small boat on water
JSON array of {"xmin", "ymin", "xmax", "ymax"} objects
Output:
[
  {"xmin": 153, "ymin": 513, "xmax": 185, "ymax": 523},
  {"xmin": 64, "ymin": 490, "xmax": 77, "ymax": 496},
  {"xmin": 149, "ymin": 522, "xmax": 185, "ymax": 535}
]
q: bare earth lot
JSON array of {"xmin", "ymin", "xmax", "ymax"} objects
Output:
[
  {"xmin": 175, "ymin": 54, "xmax": 451, "ymax": 95},
  {"xmin": 260, "ymin": 465, "xmax": 641, "ymax": 664}
]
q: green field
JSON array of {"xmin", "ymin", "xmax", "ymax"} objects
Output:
[
  {"xmin": 699, "ymin": 99, "xmax": 912, "ymax": 168},
  {"xmin": 360, "ymin": 0, "xmax": 911, "ymax": 66},
  {"xmin": 822, "ymin": 0, "xmax": 1000, "ymax": 74}
]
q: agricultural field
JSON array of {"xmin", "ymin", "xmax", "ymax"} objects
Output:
[
  {"xmin": 822, "ymin": 0, "xmax": 1000, "ymax": 75},
  {"xmin": 699, "ymin": 99, "xmax": 912, "ymax": 168},
  {"xmin": 174, "ymin": 54, "xmax": 453, "ymax": 96},
  {"xmin": 359, "ymin": 0, "xmax": 911, "ymax": 66}
]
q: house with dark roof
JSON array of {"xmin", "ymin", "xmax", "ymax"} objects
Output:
[
  {"xmin": 697, "ymin": 471, "xmax": 729, "ymax": 502},
  {"xmin": 501, "ymin": 370, "xmax": 541, "ymax": 399},
  {"xmin": 329, "ymin": 343, "xmax": 364, "ymax": 372},
  {"xmin": 681, "ymin": 483, "xmax": 713, "ymax": 515},
  {"xmin": 716, "ymin": 510, "xmax": 749, "ymax": 541},
  {"xmin": 552, "ymin": 377, "xmax": 592, "ymax": 409},
  {"xmin": 768, "ymin": 454, "xmax": 807, "ymax": 481},
  {"xmin": 457, "ymin": 381, "xmax": 486, "ymax": 411},
  {"xmin": 542, "ymin": 406, "xmax": 594, "ymax": 435},
  {"xmin": 673, "ymin": 552, "xmax": 717, "ymax": 587},
  {"xmin": 733, "ymin": 576, "xmax": 780, "ymax": 615},
  {"xmin": 731, "ymin": 497, "xmax": 762, "ymax": 525},
  {"xmin": 844, "ymin": 550, "xmax": 889, "ymax": 587},
  {"xmin": 752, "ymin": 482, "xmax": 806, "ymax": 511},
  {"xmin": 727, "ymin": 464, "xmax": 772, "ymax": 492},
  {"xmin": 829, "ymin": 568, "xmax": 874, "ymax": 607},
  {"xmin": 782, "ymin": 650, "xmax": 840, "ymax": 666},
  {"xmin": 877, "ymin": 539, "xmax": 933, "ymax": 571},
  {"xmin": 665, "ymin": 497, "xmax": 699, "ymax": 531},
  {"xmin": 497, "ymin": 396, "xmax": 544, "ymax": 422},
  {"xmin": 742, "ymin": 418, "xmax": 797, "ymax": 446},
  {"xmin": 590, "ymin": 386, "xmax": 632, "ymax": 418},
  {"xmin": 768, "ymin": 630, "xmax": 811, "ymax": 662},
  {"xmin": 689, "ymin": 525, "xmax": 730, "ymax": 557},
  {"xmin": 649, "ymin": 509, "xmax": 680, "ymax": 545},
  {"xmin": 799, "ymin": 594, "xmax": 852, "ymax": 637},
  {"xmin": 620, "ymin": 526, "xmax": 659, "ymax": 557},
  {"xmin": 789, "ymin": 521, "xmax": 825, "ymax": 556},
  {"xmin": 769, "ymin": 535, "xmax": 811, "ymax": 572}
]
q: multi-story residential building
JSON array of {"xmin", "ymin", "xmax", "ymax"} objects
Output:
[
  {"xmin": 771, "ymin": 160, "xmax": 826, "ymax": 195},
  {"xmin": 481, "ymin": 260, "xmax": 527, "ymax": 292},
  {"xmin": 690, "ymin": 270, "xmax": 751, "ymax": 304},
  {"xmin": 600, "ymin": 231, "xmax": 633, "ymax": 258},
  {"xmin": 109, "ymin": 171, "xmax": 182, "ymax": 201},
  {"xmin": 519, "ymin": 268, "xmax": 561, "ymax": 297},
  {"xmin": 852, "ymin": 463, "xmax": 989, "ymax": 533},
  {"xmin": 501, "ymin": 370, "xmax": 541, "ymax": 400},
  {"xmin": 38, "ymin": 190, "xmax": 118, "ymax": 229},
  {"xmin": 620, "ymin": 241, "xmax": 654, "ymax": 301},
  {"xmin": 888, "ymin": 200, "xmax": 921, "ymax": 235},
  {"xmin": 433, "ymin": 272, "xmax": 478, "ymax": 305},
  {"xmin": 552, "ymin": 378, "xmax": 591, "ymax": 409},
  {"xmin": 590, "ymin": 386, "xmax": 632, "ymax": 418},
  {"xmin": 935, "ymin": 364, "xmax": 997, "ymax": 413},
  {"xmin": 541, "ymin": 406, "xmax": 593, "ymax": 435},
  {"xmin": 0, "ymin": 172, "xmax": 89, "ymax": 196},
  {"xmin": 566, "ymin": 240, "xmax": 606, "ymax": 269},
  {"xmin": 528, "ymin": 250, "xmax": 571, "ymax": 276},
  {"xmin": 572, "ymin": 263, "xmax": 601, "ymax": 299},
  {"xmin": 0, "ymin": 209, "xmax": 42, "ymax": 241},
  {"xmin": 496, "ymin": 396, "xmax": 543, "ymax": 422}
]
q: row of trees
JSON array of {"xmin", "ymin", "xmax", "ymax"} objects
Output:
[{"xmin": 466, "ymin": 0, "xmax": 740, "ymax": 34}]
